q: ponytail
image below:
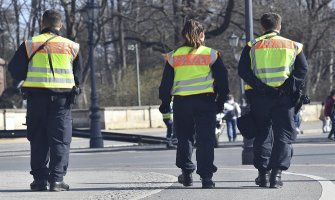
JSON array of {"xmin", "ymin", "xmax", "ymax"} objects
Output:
[{"xmin": 181, "ymin": 19, "xmax": 205, "ymax": 50}]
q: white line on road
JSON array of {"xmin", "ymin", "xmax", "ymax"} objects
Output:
[
  {"xmin": 128, "ymin": 167, "xmax": 335, "ymax": 200},
  {"xmin": 218, "ymin": 167, "xmax": 335, "ymax": 200},
  {"xmin": 285, "ymin": 172, "xmax": 335, "ymax": 200}
]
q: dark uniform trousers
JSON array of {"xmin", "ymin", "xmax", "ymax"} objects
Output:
[
  {"xmin": 247, "ymin": 91, "xmax": 295, "ymax": 171},
  {"xmin": 173, "ymin": 94, "xmax": 218, "ymax": 179},
  {"xmin": 26, "ymin": 92, "xmax": 72, "ymax": 182}
]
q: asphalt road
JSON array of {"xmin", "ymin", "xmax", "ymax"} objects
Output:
[
  {"xmin": 0, "ymin": 120, "xmax": 333, "ymax": 200},
  {"xmin": 0, "ymin": 137, "xmax": 334, "ymax": 200}
]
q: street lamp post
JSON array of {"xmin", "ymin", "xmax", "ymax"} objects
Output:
[
  {"xmin": 241, "ymin": 0, "xmax": 254, "ymax": 165},
  {"xmin": 228, "ymin": 33, "xmax": 246, "ymax": 107},
  {"xmin": 228, "ymin": 0, "xmax": 254, "ymax": 165},
  {"xmin": 83, "ymin": 0, "xmax": 104, "ymax": 148},
  {"xmin": 128, "ymin": 43, "xmax": 141, "ymax": 106}
]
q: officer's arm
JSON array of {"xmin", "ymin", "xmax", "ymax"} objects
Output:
[
  {"xmin": 280, "ymin": 51, "xmax": 308, "ymax": 93},
  {"xmin": 159, "ymin": 62, "xmax": 174, "ymax": 104},
  {"xmin": 212, "ymin": 55, "xmax": 229, "ymax": 102},
  {"xmin": 8, "ymin": 42, "xmax": 28, "ymax": 83},
  {"xmin": 237, "ymin": 45, "xmax": 274, "ymax": 94},
  {"xmin": 73, "ymin": 52, "xmax": 82, "ymax": 87}
]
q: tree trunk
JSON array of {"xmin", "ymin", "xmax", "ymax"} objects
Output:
[
  {"xmin": 60, "ymin": 0, "xmax": 77, "ymax": 40},
  {"xmin": 28, "ymin": 0, "xmax": 39, "ymax": 37},
  {"xmin": 310, "ymin": 53, "xmax": 321, "ymax": 95},
  {"xmin": 13, "ymin": 0, "xmax": 20, "ymax": 48},
  {"xmin": 172, "ymin": 0, "xmax": 183, "ymax": 46},
  {"xmin": 117, "ymin": 0, "xmax": 127, "ymax": 70},
  {"xmin": 329, "ymin": 51, "xmax": 334, "ymax": 91}
]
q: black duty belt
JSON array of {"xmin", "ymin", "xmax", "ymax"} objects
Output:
[{"xmin": 174, "ymin": 93, "xmax": 216, "ymax": 100}]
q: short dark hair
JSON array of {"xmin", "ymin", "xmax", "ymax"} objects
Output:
[
  {"xmin": 260, "ymin": 12, "xmax": 281, "ymax": 31},
  {"xmin": 42, "ymin": 10, "xmax": 62, "ymax": 28}
]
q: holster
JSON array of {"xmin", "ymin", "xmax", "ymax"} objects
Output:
[
  {"xmin": 237, "ymin": 112, "xmax": 258, "ymax": 139},
  {"xmin": 67, "ymin": 86, "xmax": 81, "ymax": 106}
]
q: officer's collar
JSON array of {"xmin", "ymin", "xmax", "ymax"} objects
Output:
[
  {"xmin": 263, "ymin": 30, "xmax": 280, "ymax": 36},
  {"xmin": 41, "ymin": 28, "xmax": 60, "ymax": 35}
]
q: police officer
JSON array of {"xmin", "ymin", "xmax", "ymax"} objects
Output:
[
  {"xmin": 238, "ymin": 12, "xmax": 308, "ymax": 188},
  {"xmin": 159, "ymin": 19, "xmax": 229, "ymax": 189},
  {"xmin": 8, "ymin": 10, "xmax": 81, "ymax": 192}
]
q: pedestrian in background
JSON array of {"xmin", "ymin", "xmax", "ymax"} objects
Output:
[
  {"xmin": 159, "ymin": 19, "xmax": 229, "ymax": 189},
  {"xmin": 294, "ymin": 109, "xmax": 303, "ymax": 134},
  {"xmin": 324, "ymin": 90, "xmax": 335, "ymax": 140},
  {"xmin": 238, "ymin": 12, "xmax": 308, "ymax": 188},
  {"xmin": 8, "ymin": 10, "xmax": 81, "ymax": 192},
  {"xmin": 224, "ymin": 94, "xmax": 241, "ymax": 142},
  {"xmin": 319, "ymin": 102, "xmax": 331, "ymax": 133}
]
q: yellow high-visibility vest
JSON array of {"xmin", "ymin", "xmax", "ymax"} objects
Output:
[
  {"xmin": 245, "ymin": 32, "xmax": 303, "ymax": 90},
  {"xmin": 23, "ymin": 33, "xmax": 79, "ymax": 89},
  {"xmin": 165, "ymin": 46, "xmax": 217, "ymax": 96},
  {"xmin": 162, "ymin": 112, "xmax": 172, "ymax": 120}
]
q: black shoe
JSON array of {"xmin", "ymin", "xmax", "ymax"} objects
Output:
[
  {"xmin": 255, "ymin": 171, "xmax": 270, "ymax": 187},
  {"xmin": 269, "ymin": 169, "xmax": 283, "ymax": 188},
  {"xmin": 30, "ymin": 180, "xmax": 48, "ymax": 191},
  {"xmin": 201, "ymin": 178, "xmax": 215, "ymax": 189},
  {"xmin": 177, "ymin": 171, "xmax": 193, "ymax": 186},
  {"xmin": 49, "ymin": 181, "xmax": 70, "ymax": 192}
]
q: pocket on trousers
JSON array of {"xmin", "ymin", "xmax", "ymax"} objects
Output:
[
  {"xmin": 50, "ymin": 98, "xmax": 73, "ymax": 145},
  {"xmin": 25, "ymin": 96, "xmax": 35, "ymax": 141},
  {"xmin": 50, "ymin": 115, "xmax": 72, "ymax": 145},
  {"xmin": 62, "ymin": 114, "xmax": 73, "ymax": 144}
]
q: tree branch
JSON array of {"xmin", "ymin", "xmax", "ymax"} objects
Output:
[{"xmin": 205, "ymin": 0, "xmax": 234, "ymax": 39}]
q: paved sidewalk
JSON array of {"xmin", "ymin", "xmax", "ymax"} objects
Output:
[{"xmin": 0, "ymin": 170, "xmax": 176, "ymax": 200}]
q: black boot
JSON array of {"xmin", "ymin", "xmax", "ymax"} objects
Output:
[
  {"xmin": 201, "ymin": 178, "xmax": 215, "ymax": 189},
  {"xmin": 30, "ymin": 180, "xmax": 48, "ymax": 191},
  {"xmin": 255, "ymin": 171, "xmax": 270, "ymax": 187},
  {"xmin": 177, "ymin": 171, "xmax": 193, "ymax": 186},
  {"xmin": 270, "ymin": 169, "xmax": 283, "ymax": 188},
  {"xmin": 49, "ymin": 181, "xmax": 70, "ymax": 192}
]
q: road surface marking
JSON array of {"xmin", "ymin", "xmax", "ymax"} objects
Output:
[
  {"xmin": 285, "ymin": 171, "xmax": 335, "ymax": 200},
  {"xmin": 129, "ymin": 167, "xmax": 335, "ymax": 200},
  {"xmin": 218, "ymin": 167, "xmax": 335, "ymax": 200}
]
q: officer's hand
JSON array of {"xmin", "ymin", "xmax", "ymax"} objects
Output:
[{"xmin": 159, "ymin": 102, "xmax": 171, "ymax": 114}]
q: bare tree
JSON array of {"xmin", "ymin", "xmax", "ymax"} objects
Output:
[{"xmin": 2, "ymin": 0, "xmax": 334, "ymax": 107}]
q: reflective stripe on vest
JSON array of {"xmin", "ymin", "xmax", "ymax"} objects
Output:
[
  {"xmin": 23, "ymin": 33, "xmax": 80, "ymax": 89},
  {"xmin": 165, "ymin": 46, "xmax": 217, "ymax": 96},
  {"xmin": 162, "ymin": 112, "xmax": 172, "ymax": 119},
  {"xmin": 245, "ymin": 33, "xmax": 302, "ymax": 90}
]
